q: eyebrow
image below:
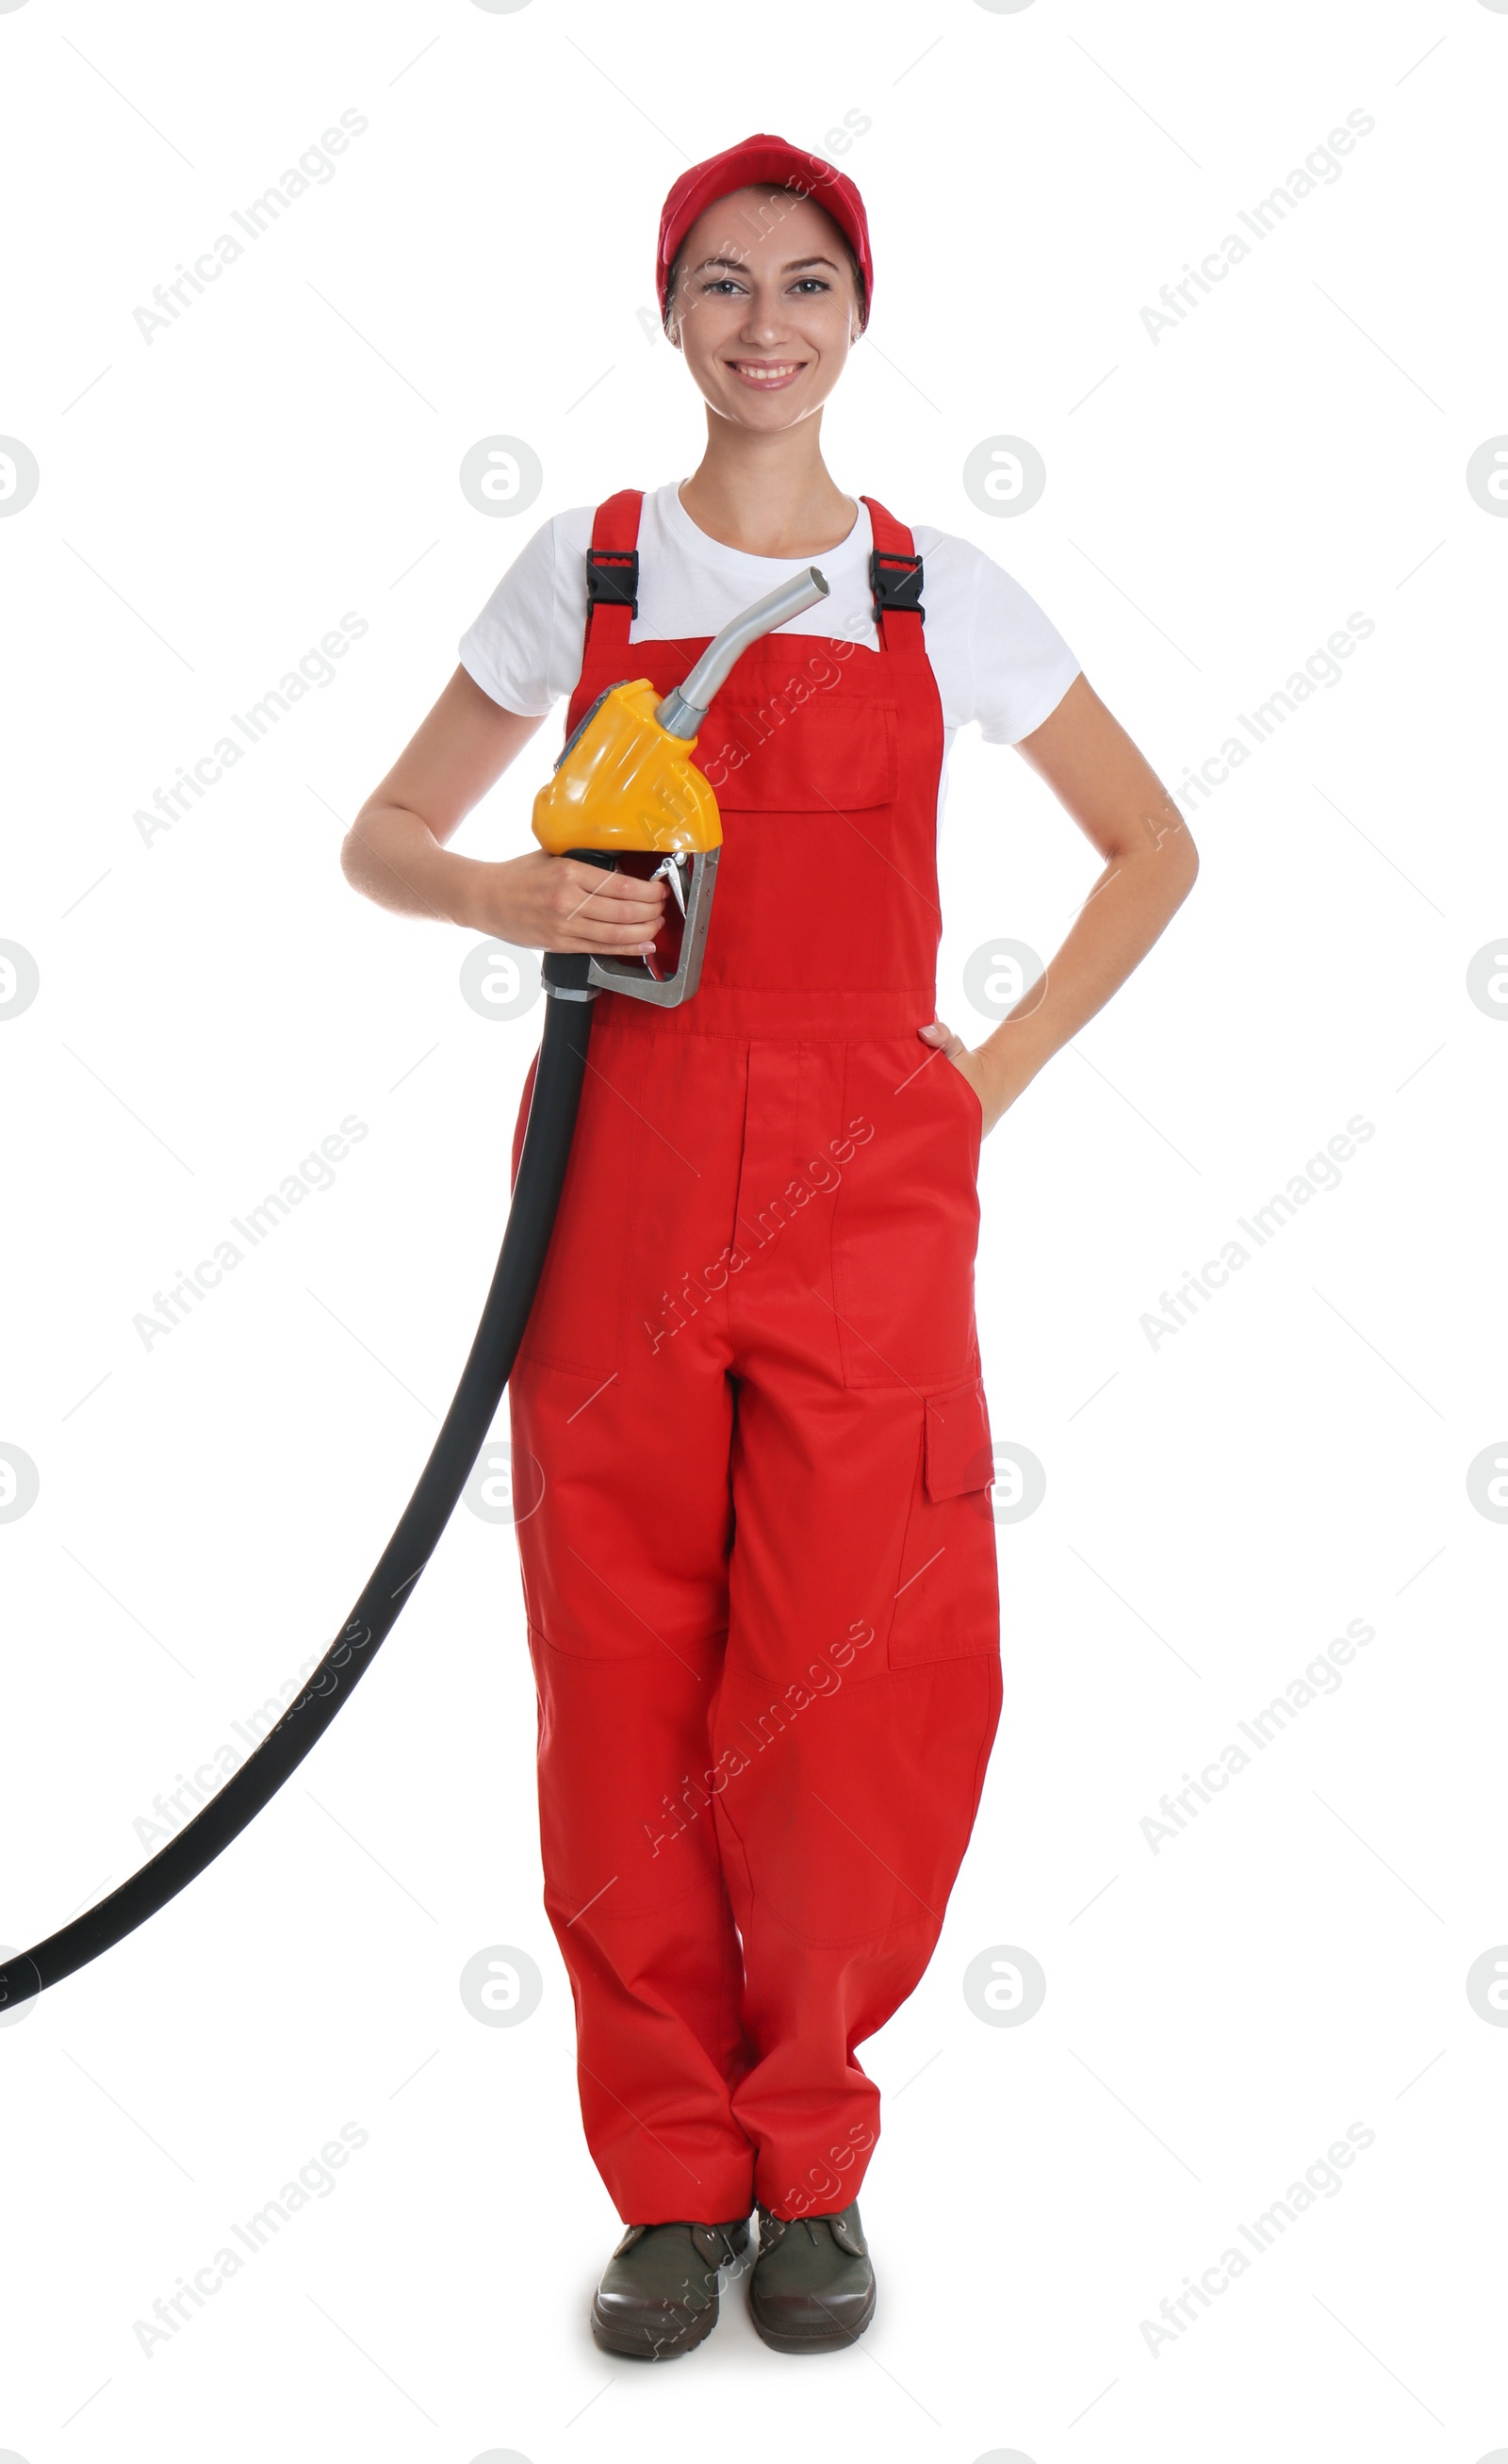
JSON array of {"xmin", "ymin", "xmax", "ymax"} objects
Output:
[{"xmin": 691, "ymin": 254, "xmax": 841, "ymax": 276}]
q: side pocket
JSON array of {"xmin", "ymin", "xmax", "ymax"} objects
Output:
[
  {"xmin": 829, "ymin": 1039, "xmax": 984, "ymax": 1389},
  {"xmin": 887, "ymin": 1374, "xmax": 1001, "ymax": 1669},
  {"xmin": 943, "ymin": 1051, "xmax": 985, "ymax": 1144}
]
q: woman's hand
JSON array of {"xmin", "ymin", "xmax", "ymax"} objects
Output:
[
  {"xmin": 918, "ymin": 1017, "xmax": 1004, "ymax": 1133},
  {"xmin": 465, "ymin": 849, "xmax": 667, "ymax": 955},
  {"xmin": 917, "ymin": 681, "xmax": 1201, "ymax": 1137}
]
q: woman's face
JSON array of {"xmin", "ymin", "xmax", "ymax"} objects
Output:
[{"xmin": 666, "ymin": 186, "xmax": 863, "ymax": 430}]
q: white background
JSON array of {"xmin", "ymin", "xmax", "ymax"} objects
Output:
[{"xmin": 2, "ymin": 1, "xmax": 1505, "ymax": 2457}]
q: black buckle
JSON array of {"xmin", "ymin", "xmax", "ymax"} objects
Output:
[
  {"xmin": 869, "ymin": 547, "xmax": 925, "ymax": 623},
  {"xmin": 585, "ymin": 547, "xmax": 639, "ymax": 617}
]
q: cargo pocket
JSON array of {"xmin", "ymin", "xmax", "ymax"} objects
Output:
[{"xmin": 887, "ymin": 1374, "xmax": 1000, "ymax": 1669}]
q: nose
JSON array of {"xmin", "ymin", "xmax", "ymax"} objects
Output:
[{"xmin": 738, "ymin": 288, "xmax": 791, "ymax": 349}]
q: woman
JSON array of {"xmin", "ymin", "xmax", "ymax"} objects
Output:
[{"xmin": 342, "ymin": 131, "xmax": 1198, "ymax": 2361}]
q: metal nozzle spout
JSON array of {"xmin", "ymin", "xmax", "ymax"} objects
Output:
[{"xmin": 653, "ymin": 567, "xmax": 830, "ymax": 739}]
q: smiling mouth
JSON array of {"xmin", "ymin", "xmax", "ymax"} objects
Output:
[{"xmin": 727, "ymin": 359, "xmax": 806, "ymax": 386}]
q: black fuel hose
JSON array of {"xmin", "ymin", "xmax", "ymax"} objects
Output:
[{"xmin": 0, "ymin": 960, "xmax": 598, "ymax": 2012}]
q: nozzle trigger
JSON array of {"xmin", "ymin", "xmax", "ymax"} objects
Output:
[{"xmin": 651, "ymin": 852, "xmax": 690, "ymax": 919}]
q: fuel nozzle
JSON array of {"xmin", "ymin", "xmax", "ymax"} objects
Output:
[
  {"xmin": 533, "ymin": 561, "xmax": 831, "ymax": 1009},
  {"xmin": 653, "ymin": 566, "xmax": 830, "ymax": 738}
]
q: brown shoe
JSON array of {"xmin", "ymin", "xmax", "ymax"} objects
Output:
[
  {"xmin": 748, "ymin": 2199, "xmax": 877, "ymax": 2353},
  {"xmin": 590, "ymin": 2216, "xmax": 751, "ymax": 2359}
]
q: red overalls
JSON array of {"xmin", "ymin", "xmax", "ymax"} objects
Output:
[{"xmin": 507, "ymin": 489, "xmax": 1002, "ymax": 2226}]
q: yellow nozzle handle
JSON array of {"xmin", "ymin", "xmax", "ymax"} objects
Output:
[
  {"xmin": 532, "ymin": 565, "xmax": 829, "ymax": 860},
  {"xmin": 532, "ymin": 680, "xmax": 721, "ymax": 858}
]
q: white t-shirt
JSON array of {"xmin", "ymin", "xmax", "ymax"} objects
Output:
[{"xmin": 457, "ymin": 480, "xmax": 1081, "ymax": 822}]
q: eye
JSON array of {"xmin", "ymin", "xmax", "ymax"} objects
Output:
[
  {"xmin": 791, "ymin": 277, "xmax": 831, "ymax": 294},
  {"xmin": 701, "ymin": 277, "xmax": 746, "ymax": 296}
]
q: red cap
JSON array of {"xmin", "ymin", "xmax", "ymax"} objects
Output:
[{"xmin": 656, "ymin": 132, "xmax": 873, "ymax": 330}]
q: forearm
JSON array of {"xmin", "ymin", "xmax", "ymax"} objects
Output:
[
  {"xmin": 340, "ymin": 802, "xmax": 490, "ymax": 928},
  {"xmin": 976, "ymin": 822, "xmax": 1199, "ymax": 1111},
  {"xmin": 339, "ymin": 799, "xmax": 668, "ymax": 954}
]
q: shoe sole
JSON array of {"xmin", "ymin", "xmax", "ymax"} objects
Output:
[
  {"xmin": 749, "ymin": 2277, "xmax": 877, "ymax": 2354},
  {"xmin": 591, "ymin": 2284, "xmax": 726, "ymax": 2360}
]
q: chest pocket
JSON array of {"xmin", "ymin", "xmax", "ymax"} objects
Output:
[{"xmin": 694, "ymin": 690, "xmax": 897, "ymax": 813}]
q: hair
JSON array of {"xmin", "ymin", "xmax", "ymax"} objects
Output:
[{"xmin": 663, "ymin": 183, "xmax": 867, "ymax": 337}]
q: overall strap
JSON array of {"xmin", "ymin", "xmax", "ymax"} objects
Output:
[
  {"xmin": 582, "ymin": 488, "xmax": 645, "ymax": 654},
  {"xmin": 860, "ymin": 495, "xmax": 926, "ymax": 651}
]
